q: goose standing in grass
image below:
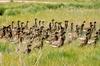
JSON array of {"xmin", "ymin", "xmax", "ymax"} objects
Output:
[
  {"xmin": 34, "ymin": 18, "xmax": 38, "ymax": 28},
  {"xmin": 64, "ymin": 20, "xmax": 68, "ymax": 31},
  {"xmin": 93, "ymin": 32, "xmax": 99, "ymax": 46},
  {"xmin": 25, "ymin": 21, "xmax": 29, "ymax": 29},
  {"xmin": 80, "ymin": 21, "xmax": 85, "ymax": 36},
  {"xmin": 0, "ymin": 19, "xmax": 100, "ymax": 53},
  {"xmin": 93, "ymin": 21, "xmax": 96, "ymax": 32},
  {"xmin": 75, "ymin": 24, "xmax": 80, "ymax": 37},
  {"xmin": 25, "ymin": 44, "xmax": 32, "ymax": 54},
  {"xmin": 33, "ymin": 37, "xmax": 45, "ymax": 49},
  {"xmin": 79, "ymin": 33, "xmax": 89, "ymax": 47},
  {"xmin": 70, "ymin": 22, "xmax": 74, "ymax": 32},
  {"xmin": 50, "ymin": 34, "xmax": 65, "ymax": 47},
  {"xmin": 1, "ymin": 26, "xmax": 6, "ymax": 38}
]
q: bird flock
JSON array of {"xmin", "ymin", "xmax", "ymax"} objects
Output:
[{"xmin": 0, "ymin": 18, "xmax": 100, "ymax": 53}]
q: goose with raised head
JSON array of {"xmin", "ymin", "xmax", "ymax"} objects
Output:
[
  {"xmin": 70, "ymin": 22, "xmax": 74, "ymax": 32},
  {"xmin": 64, "ymin": 20, "xmax": 68, "ymax": 31}
]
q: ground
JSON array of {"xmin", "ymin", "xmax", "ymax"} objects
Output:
[{"xmin": 0, "ymin": 0, "xmax": 100, "ymax": 66}]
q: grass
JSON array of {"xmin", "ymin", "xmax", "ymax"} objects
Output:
[
  {"xmin": 11, "ymin": 0, "xmax": 100, "ymax": 2},
  {"xmin": 0, "ymin": 1, "xmax": 100, "ymax": 66},
  {"xmin": 0, "ymin": 40, "xmax": 100, "ymax": 66},
  {"xmin": 0, "ymin": 1, "xmax": 100, "ymax": 16},
  {"xmin": 0, "ymin": 8, "xmax": 100, "ymax": 26}
]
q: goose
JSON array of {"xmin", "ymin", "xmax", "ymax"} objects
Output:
[
  {"xmin": 79, "ymin": 36, "xmax": 86, "ymax": 44},
  {"xmin": 0, "ymin": 19, "xmax": 99, "ymax": 49},
  {"xmin": 93, "ymin": 21, "xmax": 96, "ymax": 31},
  {"xmin": 90, "ymin": 22, "xmax": 93, "ymax": 28},
  {"xmin": 21, "ymin": 22, "xmax": 24, "ymax": 28},
  {"xmin": 65, "ymin": 32, "xmax": 77, "ymax": 44},
  {"xmin": 51, "ymin": 19, "xmax": 55, "ymax": 26},
  {"xmin": 70, "ymin": 22, "xmax": 74, "ymax": 32},
  {"xmin": 88, "ymin": 39, "xmax": 95, "ymax": 45},
  {"xmin": 17, "ymin": 20, "xmax": 20, "ymax": 28},
  {"xmin": 75, "ymin": 25, "xmax": 80, "ymax": 36},
  {"xmin": 79, "ymin": 32, "xmax": 90, "ymax": 46},
  {"xmin": 11, "ymin": 21, "xmax": 14, "ymax": 29},
  {"xmin": 0, "ymin": 26, "xmax": 6, "ymax": 38},
  {"xmin": 64, "ymin": 20, "xmax": 68, "ymax": 30},
  {"xmin": 49, "ymin": 22, "xmax": 52, "ymax": 31},
  {"xmin": 50, "ymin": 35, "xmax": 65, "ymax": 47},
  {"xmin": 38, "ymin": 20, "xmax": 41, "ymax": 28},
  {"xmin": 25, "ymin": 21, "xmax": 29, "ymax": 29},
  {"xmin": 87, "ymin": 32, "xmax": 99, "ymax": 47},
  {"xmin": 80, "ymin": 21, "xmax": 86, "ymax": 36},
  {"xmin": 94, "ymin": 32, "xmax": 99, "ymax": 44},
  {"xmin": 34, "ymin": 18, "xmax": 38, "ymax": 27},
  {"xmin": 33, "ymin": 37, "xmax": 45, "ymax": 49},
  {"xmin": 25, "ymin": 44, "xmax": 32, "ymax": 54},
  {"xmin": 58, "ymin": 22, "xmax": 62, "ymax": 31},
  {"xmin": 53, "ymin": 22, "xmax": 57, "ymax": 31},
  {"xmin": 7, "ymin": 25, "xmax": 13, "ymax": 39},
  {"xmin": 79, "ymin": 36, "xmax": 88, "ymax": 47},
  {"xmin": 46, "ymin": 32, "xmax": 58, "ymax": 44}
]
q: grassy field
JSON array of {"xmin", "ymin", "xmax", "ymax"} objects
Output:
[
  {"xmin": 5, "ymin": 0, "xmax": 100, "ymax": 2},
  {"xmin": 0, "ymin": 1, "xmax": 100, "ymax": 66}
]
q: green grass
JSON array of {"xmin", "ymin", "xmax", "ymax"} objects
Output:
[
  {"xmin": 0, "ymin": 40, "xmax": 100, "ymax": 66},
  {"xmin": 0, "ymin": 1, "xmax": 100, "ymax": 16},
  {"xmin": 0, "ymin": 1, "xmax": 100, "ymax": 66},
  {"xmin": 12, "ymin": 0, "xmax": 100, "ymax": 2},
  {"xmin": 0, "ymin": 8, "xmax": 100, "ymax": 26}
]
